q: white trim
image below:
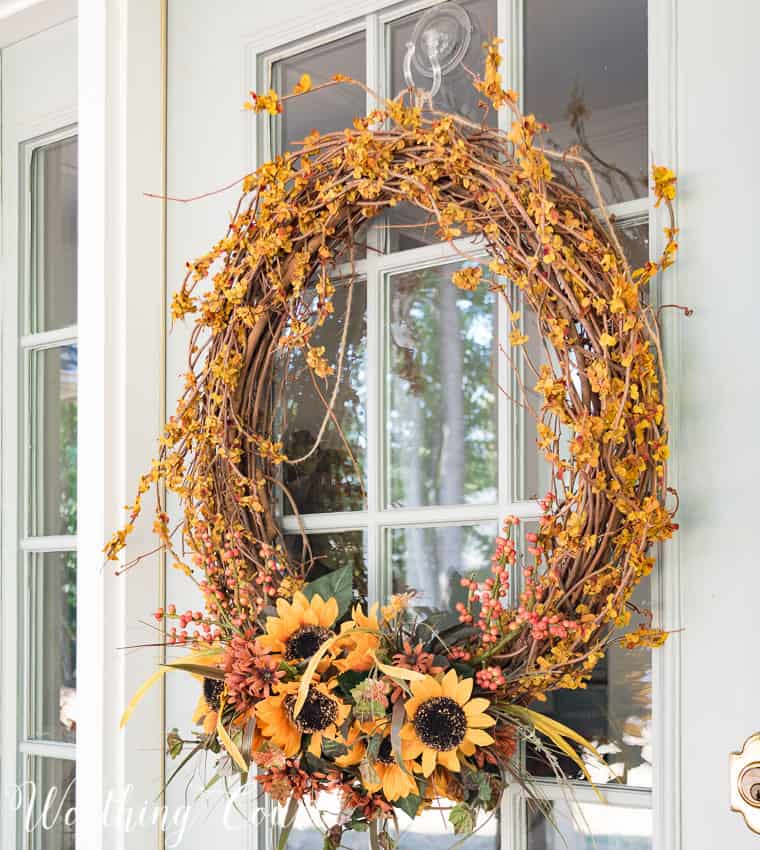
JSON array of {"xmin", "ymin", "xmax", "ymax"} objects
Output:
[
  {"xmin": 18, "ymin": 740, "xmax": 76, "ymax": 760},
  {"xmin": 20, "ymin": 325, "xmax": 77, "ymax": 350},
  {"xmin": 649, "ymin": 1, "xmax": 681, "ymax": 849},
  {"xmin": 19, "ymin": 535, "xmax": 76, "ymax": 552},
  {"xmin": 77, "ymin": 1, "xmax": 167, "ymax": 848},
  {"xmin": 0, "ymin": 0, "xmax": 75, "ymax": 49}
]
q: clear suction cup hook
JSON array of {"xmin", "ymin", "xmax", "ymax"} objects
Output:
[{"xmin": 403, "ymin": 3, "xmax": 472, "ymax": 102}]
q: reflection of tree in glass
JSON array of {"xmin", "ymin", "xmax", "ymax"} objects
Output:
[
  {"xmin": 388, "ymin": 263, "xmax": 496, "ymax": 510},
  {"xmin": 57, "ymin": 344, "xmax": 78, "ymax": 535},
  {"xmin": 278, "ymin": 283, "xmax": 367, "ymax": 515},
  {"xmin": 390, "ymin": 523, "xmax": 495, "ymax": 614}
]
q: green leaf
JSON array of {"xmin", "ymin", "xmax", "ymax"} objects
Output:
[
  {"xmin": 450, "ymin": 660, "xmax": 476, "ymax": 679},
  {"xmin": 449, "ymin": 803, "xmax": 475, "ymax": 836},
  {"xmin": 395, "ymin": 793, "xmax": 422, "ymax": 819},
  {"xmin": 337, "ymin": 669, "xmax": 369, "ymax": 699},
  {"xmin": 303, "ymin": 565, "xmax": 353, "ymax": 618}
]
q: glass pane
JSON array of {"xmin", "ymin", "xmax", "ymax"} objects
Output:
[
  {"xmin": 273, "ymin": 32, "xmax": 366, "ymax": 152},
  {"xmin": 385, "ymin": 0, "xmax": 498, "ymax": 252},
  {"xmin": 389, "ymin": 522, "xmax": 498, "ymax": 613},
  {"xmin": 23, "ymin": 756, "xmax": 76, "ymax": 850},
  {"xmin": 518, "ymin": 222, "xmax": 649, "ymax": 501},
  {"xmin": 284, "ymin": 530, "xmax": 368, "ymax": 608},
  {"xmin": 279, "ymin": 281, "xmax": 366, "ymax": 514},
  {"xmin": 283, "ymin": 793, "xmax": 366, "ymax": 850},
  {"xmin": 26, "ymin": 552, "xmax": 77, "ymax": 744},
  {"xmin": 30, "ymin": 137, "xmax": 78, "ymax": 333},
  {"xmin": 527, "ymin": 575, "xmax": 653, "ymax": 787},
  {"xmin": 27, "ymin": 344, "xmax": 78, "ymax": 536},
  {"xmin": 527, "ymin": 798, "xmax": 651, "ymax": 850},
  {"xmin": 387, "ymin": 262, "xmax": 497, "ymax": 509},
  {"xmin": 524, "ymin": 0, "xmax": 648, "ymax": 205},
  {"xmin": 388, "ymin": 0, "xmax": 499, "ymax": 126},
  {"xmin": 396, "ymin": 799, "xmax": 499, "ymax": 850}
]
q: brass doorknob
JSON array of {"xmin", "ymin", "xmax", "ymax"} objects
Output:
[{"xmin": 730, "ymin": 734, "xmax": 760, "ymax": 833}]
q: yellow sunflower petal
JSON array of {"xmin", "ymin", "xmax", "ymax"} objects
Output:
[
  {"xmin": 454, "ymin": 677, "xmax": 473, "ymax": 705},
  {"xmin": 440, "ymin": 669, "xmax": 459, "ymax": 699},
  {"xmin": 459, "ymin": 739, "xmax": 476, "ymax": 756},
  {"xmin": 308, "ymin": 732, "xmax": 322, "ymax": 757},
  {"xmin": 437, "ymin": 749, "xmax": 461, "ymax": 772},
  {"xmin": 410, "ymin": 676, "xmax": 441, "ymax": 702},
  {"xmin": 466, "ymin": 711, "xmax": 497, "ymax": 729},
  {"xmin": 192, "ymin": 694, "xmax": 208, "ymax": 725},
  {"xmin": 465, "ymin": 728, "xmax": 495, "ymax": 746},
  {"xmin": 320, "ymin": 595, "xmax": 339, "ymax": 627},
  {"xmin": 463, "ymin": 698, "xmax": 491, "ymax": 716},
  {"xmin": 421, "ymin": 748, "xmax": 437, "ymax": 777}
]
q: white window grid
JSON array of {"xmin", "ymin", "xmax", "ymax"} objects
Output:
[
  {"xmin": 17, "ymin": 128, "xmax": 78, "ymax": 782},
  {"xmin": 253, "ymin": 2, "xmax": 655, "ymax": 847}
]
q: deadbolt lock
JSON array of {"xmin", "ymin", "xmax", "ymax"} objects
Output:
[{"xmin": 730, "ymin": 734, "xmax": 760, "ymax": 833}]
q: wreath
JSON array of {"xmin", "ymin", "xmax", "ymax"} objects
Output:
[{"xmin": 109, "ymin": 41, "xmax": 680, "ymax": 846}]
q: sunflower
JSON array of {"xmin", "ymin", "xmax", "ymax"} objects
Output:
[
  {"xmin": 193, "ymin": 677, "xmax": 224, "ymax": 734},
  {"xmin": 400, "ymin": 669, "xmax": 495, "ymax": 776},
  {"xmin": 187, "ymin": 648, "xmax": 227, "ymax": 735},
  {"xmin": 255, "ymin": 679, "xmax": 350, "ymax": 757},
  {"xmin": 257, "ymin": 591, "xmax": 338, "ymax": 662},
  {"xmin": 335, "ymin": 721, "xmax": 419, "ymax": 802},
  {"xmin": 334, "ymin": 603, "xmax": 381, "ymax": 672}
]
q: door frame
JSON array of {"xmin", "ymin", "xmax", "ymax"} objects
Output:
[{"xmin": 72, "ymin": 1, "xmax": 683, "ymax": 849}]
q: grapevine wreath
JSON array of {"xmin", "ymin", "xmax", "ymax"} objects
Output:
[{"xmin": 108, "ymin": 41, "xmax": 680, "ymax": 846}]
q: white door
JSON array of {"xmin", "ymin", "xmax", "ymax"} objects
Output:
[
  {"xmin": 161, "ymin": 2, "xmax": 671, "ymax": 849},
  {"xmin": 0, "ymin": 13, "xmax": 78, "ymax": 850}
]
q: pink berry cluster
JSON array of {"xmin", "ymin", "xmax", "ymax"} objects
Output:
[
  {"xmin": 454, "ymin": 516, "xmax": 517, "ymax": 646},
  {"xmin": 153, "ymin": 603, "xmax": 222, "ymax": 646},
  {"xmin": 475, "ymin": 666, "xmax": 506, "ymax": 691}
]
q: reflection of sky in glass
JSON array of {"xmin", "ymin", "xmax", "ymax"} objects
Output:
[
  {"xmin": 528, "ymin": 799, "xmax": 651, "ymax": 850},
  {"xmin": 397, "ymin": 800, "xmax": 498, "ymax": 850}
]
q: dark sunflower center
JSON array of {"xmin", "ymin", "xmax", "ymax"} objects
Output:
[
  {"xmin": 203, "ymin": 677, "xmax": 224, "ymax": 711},
  {"xmin": 377, "ymin": 737, "xmax": 395, "ymax": 765},
  {"xmin": 413, "ymin": 697, "xmax": 467, "ymax": 752},
  {"xmin": 284, "ymin": 625, "xmax": 330, "ymax": 661},
  {"xmin": 285, "ymin": 688, "xmax": 338, "ymax": 734}
]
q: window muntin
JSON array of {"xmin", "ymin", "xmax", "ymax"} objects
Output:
[{"xmin": 261, "ymin": 3, "xmax": 654, "ymax": 845}]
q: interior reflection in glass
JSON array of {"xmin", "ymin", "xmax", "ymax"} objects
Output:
[
  {"xmin": 527, "ymin": 575, "xmax": 653, "ymax": 788},
  {"xmin": 524, "ymin": 0, "xmax": 648, "ymax": 206},
  {"xmin": 278, "ymin": 280, "xmax": 367, "ymax": 515},
  {"xmin": 387, "ymin": 262, "xmax": 497, "ymax": 509}
]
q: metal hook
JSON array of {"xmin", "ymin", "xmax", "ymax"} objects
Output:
[
  {"xmin": 401, "ymin": 2, "xmax": 472, "ymax": 104},
  {"xmin": 404, "ymin": 39, "xmax": 443, "ymax": 101}
]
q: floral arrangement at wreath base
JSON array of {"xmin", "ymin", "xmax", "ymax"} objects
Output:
[{"xmin": 110, "ymin": 40, "xmax": 681, "ymax": 848}]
